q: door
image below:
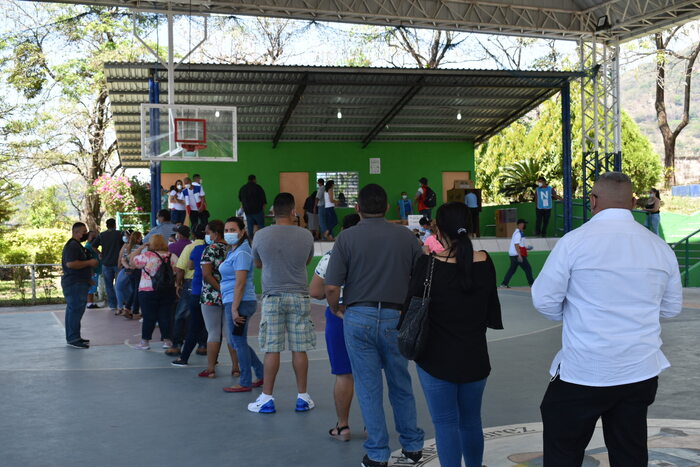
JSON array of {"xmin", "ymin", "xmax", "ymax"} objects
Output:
[
  {"xmin": 441, "ymin": 171, "xmax": 471, "ymax": 203},
  {"xmin": 279, "ymin": 172, "xmax": 309, "ymax": 221}
]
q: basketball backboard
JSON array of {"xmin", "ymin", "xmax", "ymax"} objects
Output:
[{"xmin": 140, "ymin": 104, "xmax": 237, "ymax": 162}]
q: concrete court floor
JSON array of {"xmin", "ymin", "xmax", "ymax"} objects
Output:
[{"xmin": 0, "ymin": 289, "xmax": 698, "ymax": 467}]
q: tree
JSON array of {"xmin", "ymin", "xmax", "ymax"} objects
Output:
[
  {"xmin": 384, "ymin": 28, "xmax": 466, "ymax": 68},
  {"xmin": 17, "ymin": 186, "xmax": 69, "ymax": 229},
  {"xmin": 499, "ymin": 159, "xmax": 546, "ymax": 202},
  {"xmin": 2, "ymin": 2, "xmax": 150, "ymax": 229},
  {"xmin": 653, "ymin": 27, "xmax": 700, "ymax": 186}
]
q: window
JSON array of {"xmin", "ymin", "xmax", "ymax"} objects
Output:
[{"xmin": 316, "ymin": 171, "xmax": 359, "ymax": 207}]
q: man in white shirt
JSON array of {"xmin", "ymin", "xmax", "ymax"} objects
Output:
[
  {"xmin": 532, "ymin": 172, "xmax": 683, "ymax": 466},
  {"xmin": 500, "ymin": 219, "xmax": 534, "ymax": 287}
]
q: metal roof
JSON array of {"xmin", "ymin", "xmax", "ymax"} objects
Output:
[
  {"xmin": 38, "ymin": 0, "xmax": 700, "ymax": 42},
  {"xmin": 105, "ymin": 62, "xmax": 582, "ymax": 168}
]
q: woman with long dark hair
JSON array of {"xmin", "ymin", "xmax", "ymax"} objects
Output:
[
  {"xmin": 219, "ymin": 217, "xmax": 264, "ymax": 392},
  {"xmin": 406, "ymin": 202, "xmax": 503, "ymax": 467},
  {"xmin": 644, "ymin": 187, "xmax": 661, "ymax": 235},
  {"xmin": 323, "ymin": 180, "xmax": 338, "ymax": 241}
]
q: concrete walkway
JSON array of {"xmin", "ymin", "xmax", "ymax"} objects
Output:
[{"xmin": 0, "ymin": 289, "xmax": 698, "ymax": 466}]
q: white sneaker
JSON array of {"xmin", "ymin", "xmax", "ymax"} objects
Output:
[
  {"xmin": 162, "ymin": 341, "xmax": 173, "ymax": 349},
  {"xmin": 134, "ymin": 341, "xmax": 150, "ymax": 350},
  {"xmin": 247, "ymin": 395, "xmax": 276, "ymax": 414}
]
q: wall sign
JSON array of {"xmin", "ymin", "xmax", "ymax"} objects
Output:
[{"xmin": 369, "ymin": 157, "xmax": 381, "ymax": 174}]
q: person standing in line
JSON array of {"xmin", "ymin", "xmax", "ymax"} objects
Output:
[
  {"xmin": 115, "ymin": 230, "xmax": 133, "ymax": 316},
  {"xmin": 166, "ymin": 225, "xmax": 192, "ymax": 356},
  {"xmin": 93, "ymin": 218, "xmax": 123, "ymax": 313},
  {"xmin": 535, "ymin": 177, "xmax": 561, "ymax": 237},
  {"xmin": 220, "ymin": 217, "xmax": 264, "ymax": 393},
  {"xmin": 198, "ymin": 220, "xmax": 240, "ymax": 378},
  {"xmin": 183, "ymin": 175, "xmax": 206, "ymax": 229},
  {"xmin": 323, "ymin": 180, "xmax": 338, "ymax": 241},
  {"xmin": 464, "ymin": 190, "xmax": 480, "ymax": 238},
  {"xmin": 143, "ymin": 209, "xmax": 177, "ymax": 245},
  {"xmin": 85, "ymin": 231, "xmax": 102, "ymax": 309},
  {"xmin": 171, "ymin": 224, "xmax": 209, "ymax": 366},
  {"xmin": 129, "ymin": 234, "xmax": 177, "ymax": 351},
  {"xmin": 419, "ymin": 217, "xmax": 445, "ymax": 255},
  {"xmin": 61, "ymin": 222, "xmax": 99, "ymax": 349},
  {"xmin": 532, "ymin": 172, "xmax": 682, "ymax": 466},
  {"xmin": 122, "ymin": 231, "xmax": 143, "ymax": 320},
  {"xmin": 304, "ymin": 191, "xmax": 320, "ymax": 240},
  {"xmin": 415, "ymin": 177, "xmax": 434, "ymax": 221},
  {"xmin": 397, "ymin": 192, "xmax": 413, "ymax": 224},
  {"xmin": 325, "ymin": 184, "xmax": 425, "ymax": 467},
  {"xmin": 238, "ymin": 174, "xmax": 268, "ymax": 239},
  {"xmin": 408, "ymin": 203, "xmax": 503, "ymax": 467},
  {"xmin": 309, "ymin": 213, "xmax": 361, "ymax": 441},
  {"xmin": 169, "ymin": 180, "xmax": 187, "ymax": 225},
  {"xmin": 644, "ymin": 187, "xmax": 662, "ymax": 235},
  {"xmin": 500, "ymin": 219, "xmax": 534, "ymax": 288},
  {"xmin": 247, "ymin": 193, "xmax": 316, "ymax": 414},
  {"xmin": 315, "ymin": 178, "xmax": 326, "ymax": 240}
]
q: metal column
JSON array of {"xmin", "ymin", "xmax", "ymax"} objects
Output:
[
  {"xmin": 148, "ymin": 76, "xmax": 161, "ymax": 228},
  {"xmin": 579, "ymin": 39, "xmax": 622, "ymax": 223},
  {"xmin": 562, "ymin": 81, "xmax": 573, "ymax": 233}
]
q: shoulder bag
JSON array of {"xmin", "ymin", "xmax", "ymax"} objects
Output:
[{"xmin": 397, "ymin": 256, "xmax": 435, "ymax": 360}]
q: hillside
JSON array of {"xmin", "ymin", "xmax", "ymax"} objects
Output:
[{"xmin": 621, "ymin": 55, "xmax": 700, "ymax": 184}]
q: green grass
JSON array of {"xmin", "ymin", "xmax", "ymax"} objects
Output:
[
  {"xmin": 0, "ymin": 274, "xmax": 64, "ymax": 306},
  {"xmin": 662, "ymin": 193, "xmax": 700, "ymax": 215}
]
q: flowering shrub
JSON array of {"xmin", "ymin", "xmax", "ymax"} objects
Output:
[{"xmin": 92, "ymin": 175, "xmax": 137, "ymax": 215}]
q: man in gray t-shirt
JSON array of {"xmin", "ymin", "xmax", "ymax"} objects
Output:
[{"xmin": 248, "ymin": 193, "xmax": 316, "ymax": 415}]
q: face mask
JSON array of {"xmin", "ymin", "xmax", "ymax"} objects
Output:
[
  {"xmin": 156, "ymin": 220, "xmax": 161, "ymax": 226},
  {"xmin": 122, "ymin": 235, "xmax": 128, "ymax": 243},
  {"xmin": 649, "ymin": 193, "xmax": 655, "ymax": 198},
  {"xmin": 537, "ymin": 182, "xmax": 543, "ymax": 187},
  {"xmin": 185, "ymin": 183, "xmax": 191, "ymax": 189},
  {"xmin": 224, "ymin": 232, "xmax": 239, "ymax": 245},
  {"xmin": 80, "ymin": 233, "xmax": 89, "ymax": 242},
  {"xmin": 176, "ymin": 184, "xmax": 182, "ymax": 189},
  {"xmin": 205, "ymin": 234, "xmax": 213, "ymax": 245}
]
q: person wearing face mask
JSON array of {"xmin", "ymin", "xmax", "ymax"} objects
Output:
[
  {"xmin": 143, "ymin": 209, "xmax": 177, "ymax": 245},
  {"xmin": 397, "ymin": 192, "xmax": 413, "ymax": 224},
  {"xmin": 535, "ymin": 177, "xmax": 561, "ymax": 237},
  {"xmin": 167, "ymin": 225, "xmax": 192, "ymax": 356},
  {"xmin": 419, "ymin": 217, "xmax": 445, "ymax": 255},
  {"xmin": 183, "ymin": 174, "xmax": 207, "ymax": 229},
  {"xmin": 115, "ymin": 230, "xmax": 134, "ymax": 316},
  {"xmin": 219, "ymin": 217, "xmax": 264, "ymax": 392},
  {"xmin": 644, "ymin": 188, "xmax": 662, "ymax": 235},
  {"xmin": 84, "ymin": 230, "xmax": 102, "ymax": 309},
  {"xmin": 121, "ymin": 231, "xmax": 143, "ymax": 320},
  {"xmin": 61, "ymin": 222, "xmax": 99, "ymax": 349},
  {"xmin": 169, "ymin": 180, "xmax": 187, "ymax": 225},
  {"xmin": 198, "ymin": 220, "xmax": 240, "ymax": 378},
  {"xmin": 92, "ymin": 218, "xmax": 123, "ymax": 313}
]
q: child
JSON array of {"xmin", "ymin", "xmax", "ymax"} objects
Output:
[{"xmin": 397, "ymin": 192, "xmax": 413, "ymax": 224}]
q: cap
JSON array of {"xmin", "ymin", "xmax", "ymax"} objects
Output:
[
  {"xmin": 175, "ymin": 225, "xmax": 191, "ymax": 237},
  {"xmin": 516, "ymin": 218, "xmax": 528, "ymax": 225}
]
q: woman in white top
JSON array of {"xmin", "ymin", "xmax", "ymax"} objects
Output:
[
  {"xmin": 323, "ymin": 180, "xmax": 338, "ymax": 241},
  {"xmin": 169, "ymin": 180, "xmax": 187, "ymax": 224}
]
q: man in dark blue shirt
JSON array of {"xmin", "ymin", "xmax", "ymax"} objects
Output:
[{"xmin": 61, "ymin": 222, "xmax": 99, "ymax": 349}]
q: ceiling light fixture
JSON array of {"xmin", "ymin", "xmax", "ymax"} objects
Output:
[
  {"xmin": 215, "ymin": 110, "xmax": 220, "ymax": 118},
  {"xmin": 337, "ymin": 109, "xmax": 342, "ymax": 119},
  {"xmin": 457, "ymin": 111, "xmax": 462, "ymax": 120},
  {"xmin": 595, "ymin": 15, "xmax": 610, "ymax": 31}
]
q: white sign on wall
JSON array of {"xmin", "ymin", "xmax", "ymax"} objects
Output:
[{"xmin": 369, "ymin": 157, "xmax": 381, "ymax": 174}]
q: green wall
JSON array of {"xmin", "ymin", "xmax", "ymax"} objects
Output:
[{"xmin": 161, "ymin": 141, "xmax": 474, "ymax": 234}]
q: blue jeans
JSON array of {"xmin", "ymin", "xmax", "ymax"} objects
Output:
[
  {"xmin": 224, "ymin": 300, "xmax": 264, "ymax": 387},
  {"xmin": 417, "ymin": 367, "xmax": 487, "ymax": 467},
  {"xmin": 171, "ymin": 209, "xmax": 186, "ymax": 225},
  {"xmin": 102, "ymin": 265, "xmax": 118, "ymax": 309},
  {"xmin": 115, "ymin": 269, "xmax": 133, "ymax": 309},
  {"xmin": 343, "ymin": 306, "xmax": 424, "ymax": 462},
  {"xmin": 646, "ymin": 212, "xmax": 660, "ymax": 235},
  {"xmin": 172, "ymin": 279, "xmax": 192, "ymax": 346},
  {"xmin": 245, "ymin": 212, "xmax": 265, "ymax": 239},
  {"xmin": 62, "ymin": 281, "xmax": 90, "ymax": 343}
]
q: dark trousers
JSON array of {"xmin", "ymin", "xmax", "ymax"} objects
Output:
[
  {"xmin": 139, "ymin": 289, "xmax": 176, "ymax": 341},
  {"xmin": 419, "ymin": 208, "xmax": 432, "ymax": 221},
  {"xmin": 502, "ymin": 255, "xmax": 534, "ymax": 286},
  {"xmin": 62, "ymin": 281, "xmax": 90, "ymax": 344},
  {"xmin": 172, "ymin": 279, "xmax": 192, "ymax": 346},
  {"xmin": 535, "ymin": 208, "xmax": 552, "ymax": 236},
  {"xmin": 171, "ymin": 209, "xmax": 186, "ymax": 224},
  {"xmin": 127, "ymin": 271, "xmax": 140, "ymax": 313},
  {"xmin": 180, "ymin": 294, "xmax": 207, "ymax": 362},
  {"xmin": 189, "ymin": 211, "xmax": 200, "ymax": 229},
  {"xmin": 540, "ymin": 376, "xmax": 658, "ymax": 467},
  {"xmin": 468, "ymin": 207, "xmax": 480, "ymax": 237}
]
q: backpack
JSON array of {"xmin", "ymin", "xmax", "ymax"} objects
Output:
[
  {"xmin": 424, "ymin": 186, "xmax": 437, "ymax": 208},
  {"xmin": 145, "ymin": 253, "xmax": 175, "ymax": 292}
]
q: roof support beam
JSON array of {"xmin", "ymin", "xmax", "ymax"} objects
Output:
[
  {"xmin": 272, "ymin": 74, "xmax": 308, "ymax": 148},
  {"xmin": 361, "ymin": 77, "xmax": 425, "ymax": 149}
]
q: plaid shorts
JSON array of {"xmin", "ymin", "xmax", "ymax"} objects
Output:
[{"xmin": 259, "ymin": 293, "xmax": 315, "ymax": 352}]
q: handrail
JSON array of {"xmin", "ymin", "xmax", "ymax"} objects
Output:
[{"xmin": 670, "ymin": 227, "xmax": 700, "ymax": 287}]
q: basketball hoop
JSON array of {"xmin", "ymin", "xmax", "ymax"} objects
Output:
[{"xmin": 174, "ymin": 118, "xmax": 208, "ymax": 152}]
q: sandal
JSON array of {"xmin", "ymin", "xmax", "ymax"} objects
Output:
[
  {"xmin": 122, "ymin": 311, "xmax": 133, "ymax": 319},
  {"xmin": 231, "ymin": 368, "xmax": 241, "ymax": 377},
  {"xmin": 329, "ymin": 424, "xmax": 351, "ymax": 442},
  {"xmin": 198, "ymin": 369, "xmax": 216, "ymax": 378}
]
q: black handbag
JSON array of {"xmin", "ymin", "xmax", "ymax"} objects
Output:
[{"xmin": 397, "ymin": 256, "xmax": 435, "ymax": 360}]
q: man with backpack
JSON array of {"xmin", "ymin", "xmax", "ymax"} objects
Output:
[{"xmin": 415, "ymin": 177, "xmax": 436, "ymax": 221}]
